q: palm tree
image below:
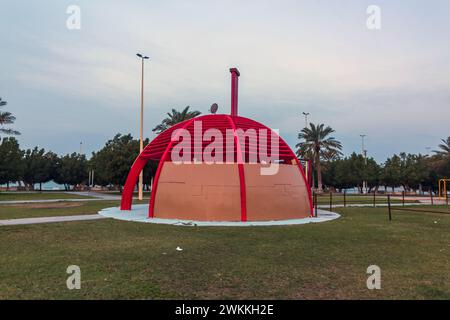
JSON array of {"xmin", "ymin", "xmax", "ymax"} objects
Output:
[
  {"xmin": 152, "ymin": 106, "xmax": 201, "ymax": 134},
  {"xmin": 296, "ymin": 123, "xmax": 342, "ymax": 192},
  {"xmin": 0, "ymin": 97, "xmax": 20, "ymax": 136},
  {"xmin": 433, "ymin": 137, "xmax": 450, "ymax": 156}
]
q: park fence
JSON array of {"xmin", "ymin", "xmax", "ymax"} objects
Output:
[{"xmin": 311, "ymin": 190, "xmax": 449, "ymax": 219}]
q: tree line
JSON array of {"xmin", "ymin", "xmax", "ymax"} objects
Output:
[
  {"xmin": 321, "ymin": 151, "xmax": 449, "ymax": 193},
  {"xmin": 0, "ymin": 134, "xmax": 159, "ymax": 191},
  {"xmin": 296, "ymin": 122, "xmax": 449, "ymax": 194},
  {"xmin": 2, "ymin": 131, "xmax": 448, "ymax": 193},
  {"xmin": 0, "ymin": 103, "xmax": 200, "ymax": 191}
]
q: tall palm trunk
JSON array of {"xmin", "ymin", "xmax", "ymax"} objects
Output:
[{"xmin": 315, "ymin": 152, "xmax": 323, "ymax": 192}]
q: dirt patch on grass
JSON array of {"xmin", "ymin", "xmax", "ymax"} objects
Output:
[{"xmin": 4, "ymin": 202, "xmax": 84, "ymax": 209}]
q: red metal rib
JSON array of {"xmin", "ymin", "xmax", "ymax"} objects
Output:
[
  {"xmin": 148, "ymin": 118, "xmax": 197, "ymax": 218},
  {"xmin": 226, "ymin": 115, "xmax": 247, "ymax": 222}
]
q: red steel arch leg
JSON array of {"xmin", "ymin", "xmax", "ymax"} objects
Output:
[
  {"xmin": 148, "ymin": 159, "xmax": 165, "ymax": 218},
  {"xmin": 148, "ymin": 118, "xmax": 197, "ymax": 218},
  {"xmin": 226, "ymin": 115, "xmax": 247, "ymax": 222},
  {"xmin": 120, "ymin": 156, "xmax": 148, "ymax": 210},
  {"xmin": 293, "ymin": 157, "xmax": 314, "ymax": 217}
]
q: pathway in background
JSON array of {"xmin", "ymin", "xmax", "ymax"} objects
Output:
[
  {"xmin": 0, "ymin": 191, "xmax": 150, "ymax": 205},
  {"xmin": 0, "ymin": 214, "xmax": 108, "ymax": 226},
  {"xmin": 391, "ymin": 196, "xmax": 447, "ymax": 205},
  {"xmin": 68, "ymin": 191, "xmax": 121, "ymax": 200},
  {"xmin": 0, "ymin": 198, "xmax": 110, "ymax": 204},
  {"xmin": 317, "ymin": 203, "xmax": 425, "ymax": 209}
]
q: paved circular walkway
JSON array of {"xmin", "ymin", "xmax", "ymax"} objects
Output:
[{"xmin": 99, "ymin": 204, "xmax": 340, "ymax": 227}]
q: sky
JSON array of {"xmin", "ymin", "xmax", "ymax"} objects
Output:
[{"xmin": 1, "ymin": 0, "xmax": 449, "ymax": 163}]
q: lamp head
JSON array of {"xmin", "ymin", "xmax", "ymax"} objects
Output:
[{"xmin": 136, "ymin": 53, "xmax": 149, "ymax": 59}]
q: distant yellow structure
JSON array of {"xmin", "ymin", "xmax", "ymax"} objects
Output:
[{"xmin": 438, "ymin": 179, "xmax": 450, "ymax": 198}]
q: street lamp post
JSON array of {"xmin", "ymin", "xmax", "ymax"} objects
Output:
[
  {"xmin": 302, "ymin": 112, "xmax": 310, "ymax": 129},
  {"xmin": 360, "ymin": 134, "xmax": 367, "ymax": 194},
  {"xmin": 137, "ymin": 53, "xmax": 149, "ymax": 201}
]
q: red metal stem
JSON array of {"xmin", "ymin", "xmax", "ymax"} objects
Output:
[{"xmin": 230, "ymin": 68, "xmax": 240, "ymax": 116}]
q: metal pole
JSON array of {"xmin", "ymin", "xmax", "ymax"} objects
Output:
[
  {"xmin": 329, "ymin": 192, "xmax": 332, "ymax": 212},
  {"xmin": 430, "ymin": 188, "xmax": 434, "ymax": 205},
  {"xmin": 387, "ymin": 195, "xmax": 392, "ymax": 221},
  {"xmin": 138, "ymin": 58, "xmax": 144, "ymax": 201},
  {"xmin": 444, "ymin": 180, "xmax": 448, "ymax": 205},
  {"xmin": 360, "ymin": 134, "xmax": 367, "ymax": 194},
  {"xmin": 344, "ymin": 190, "xmax": 347, "ymax": 208},
  {"xmin": 373, "ymin": 191, "xmax": 376, "ymax": 207},
  {"xmin": 402, "ymin": 191, "xmax": 405, "ymax": 206},
  {"xmin": 314, "ymin": 192, "xmax": 318, "ymax": 217},
  {"xmin": 312, "ymin": 190, "xmax": 315, "ymax": 217},
  {"xmin": 136, "ymin": 55, "xmax": 150, "ymax": 201}
]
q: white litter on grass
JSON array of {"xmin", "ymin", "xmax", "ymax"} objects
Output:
[
  {"xmin": 98, "ymin": 204, "xmax": 340, "ymax": 227},
  {"xmin": 176, "ymin": 247, "xmax": 183, "ymax": 251}
]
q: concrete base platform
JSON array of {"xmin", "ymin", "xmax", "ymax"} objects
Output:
[{"xmin": 99, "ymin": 204, "xmax": 340, "ymax": 227}]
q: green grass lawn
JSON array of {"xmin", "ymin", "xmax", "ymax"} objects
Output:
[
  {"xmin": 0, "ymin": 192, "xmax": 94, "ymax": 201},
  {"xmin": 0, "ymin": 200, "xmax": 148, "ymax": 220},
  {"xmin": 0, "ymin": 205, "xmax": 449, "ymax": 299}
]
